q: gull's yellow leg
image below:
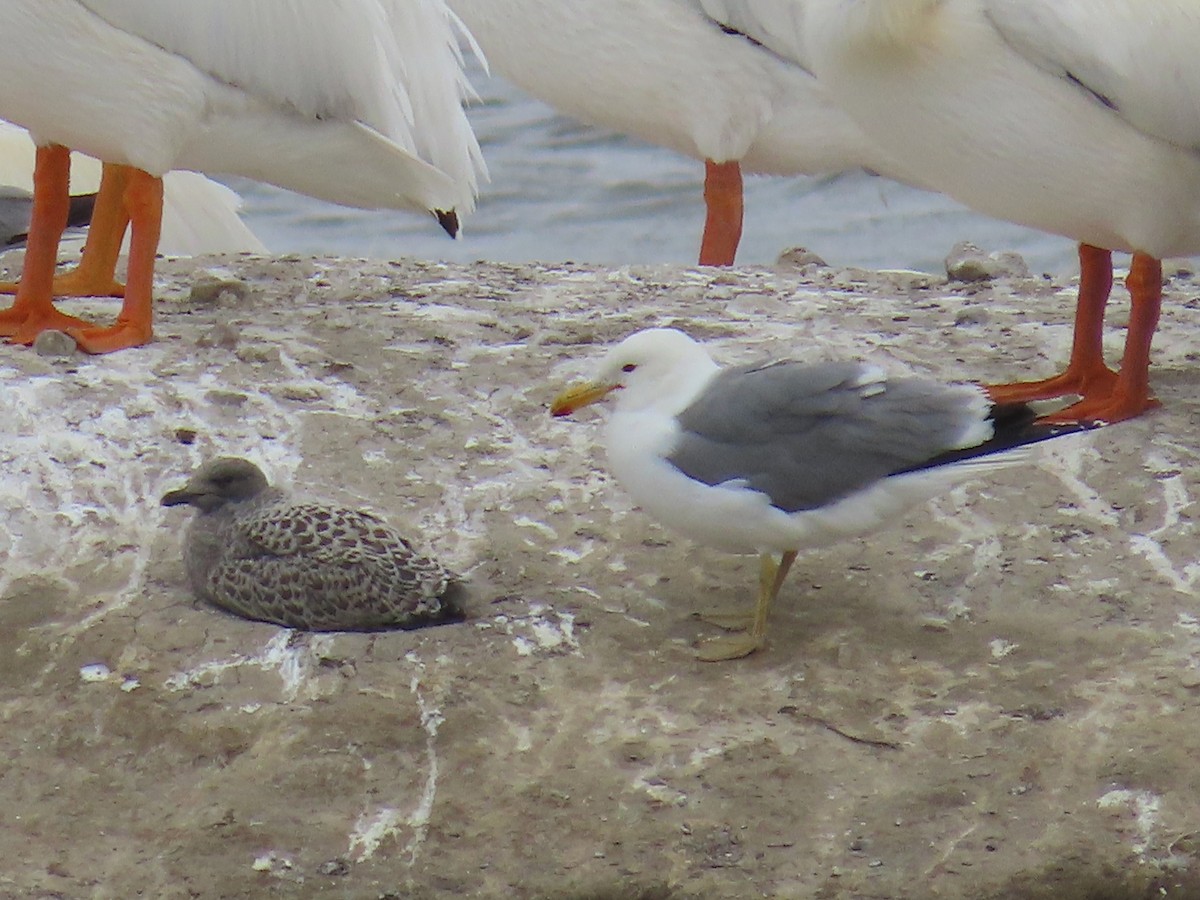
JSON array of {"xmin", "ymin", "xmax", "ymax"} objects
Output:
[
  {"xmin": 696, "ymin": 609, "xmax": 755, "ymax": 631},
  {"xmin": 1, "ymin": 162, "xmax": 129, "ymax": 298},
  {"xmin": 696, "ymin": 550, "xmax": 798, "ymax": 661},
  {"xmin": 68, "ymin": 169, "xmax": 160, "ymax": 353}
]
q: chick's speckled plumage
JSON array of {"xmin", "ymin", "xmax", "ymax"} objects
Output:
[{"xmin": 162, "ymin": 458, "xmax": 463, "ymax": 631}]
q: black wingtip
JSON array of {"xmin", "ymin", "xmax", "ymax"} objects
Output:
[
  {"xmin": 986, "ymin": 402, "xmax": 1100, "ymax": 452},
  {"xmin": 901, "ymin": 402, "xmax": 1099, "ymax": 475},
  {"xmin": 435, "ymin": 209, "xmax": 459, "ymax": 238},
  {"xmin": 953, "ymin": 401, "xmax": 1101, "ymax": 462}
]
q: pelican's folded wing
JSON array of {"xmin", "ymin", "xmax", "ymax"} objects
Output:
[{"xmin": 984, "ymin": 0, "xmax": 1200, "ymax": 150}]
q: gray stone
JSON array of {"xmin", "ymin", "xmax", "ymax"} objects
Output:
[
  {"xmin": 0, "ymin": 253, "xmax": 1197, "ymax": 899},
  {"xmin": 945, "ymin": 241, "xmax": 1032, "ymax": 282},
  {"xmin": 32, "ymin": 327, "xmax": 77, "ymax": 357}
]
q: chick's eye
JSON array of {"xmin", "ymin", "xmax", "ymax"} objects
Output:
[{"xmin": 621, "ymin": 363, "xmax": 637, "ymax": 373}]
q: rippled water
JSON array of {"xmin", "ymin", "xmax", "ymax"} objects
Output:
[{"xmin": 228, "ymin": 61, "xmax": 1081, "ymax": 277}]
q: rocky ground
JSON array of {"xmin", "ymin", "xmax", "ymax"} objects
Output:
[{"xmin": 1, "ymin": 248, "xmax": 1199, "ymax": 899}]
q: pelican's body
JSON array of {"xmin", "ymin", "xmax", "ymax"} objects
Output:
[
  {"xmin": 0, "ymin": 0, "xmax": 484, "ymax": 351},
  {"xmin": 796, "ymin": 0, "xmax": 1200, "ymax": 422},
  {"xmin": 2, "ymin": 0, "xmax": 477, "ymax": 211},
  {"xmin": 447, "ymin": 0, "xmax": 914, "ymax": 264},
  {"xmin": 0, "ymin": 120, "xmax": 265, "ymax": 256},
  {"xmin": 802, "ymin": 0, "xmax": 1200, "ymax": 257}
]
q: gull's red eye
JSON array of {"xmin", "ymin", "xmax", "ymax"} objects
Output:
[{"xmin": 621, "ymin": 363, "xmax": 637, "ymax": 373}]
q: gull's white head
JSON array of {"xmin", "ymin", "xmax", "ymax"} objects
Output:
[{"xmin": 551, "ymin": 328, "xmax": 721, "ymax": 418}]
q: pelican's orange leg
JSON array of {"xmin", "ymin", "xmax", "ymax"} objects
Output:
[
  {"xmin": 698, "ymin": 159, "xmax": 743, "ymax": 267},
  {"xmin": 986, "ymin": 243, "xmax": 1119, "ymax": 405},
  {"xmin": 0, "ymin": 162, "xmax": 128, "ymax": 298},
  {"xmin": 1039, "ymin": 253, "xmax": 1162, "ymax": 425},
  {"xmin": 52, "ymin": 163, "xmax": 129, "ymax": 297},
  {"xmin": 68, "ymin": 169, "xmax": 160, "ymax": 353},
  {"xmin": 2, "ymin": 145, "xmax": 99, "ymax": 342}
]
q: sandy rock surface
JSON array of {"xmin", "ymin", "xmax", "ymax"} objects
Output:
[{"xmin": 1, "ymin": 252, "xmax": 1199, "ymax": 898}]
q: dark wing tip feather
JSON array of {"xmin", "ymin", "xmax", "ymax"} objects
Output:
[
  {"xmin": 435, "ymin": 209, "xmax": 459, "ymax": 238},
  {"xmin": 904, "ymin": 402, "xmax": 1096, "ymax": 473}
]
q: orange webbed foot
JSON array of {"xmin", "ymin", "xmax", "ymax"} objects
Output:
[
  {"xmin": 984, "ymin": 366, "xmax": 1119, "ymax": 405},
  {"xmin": 1, "ymin": 304, "xmax": 96, "ymax": 343},
  {"xmin": 47, "ymin": 267, "xmax": 124, "ymax": 298},
  {"xmin": 1036, "ymin": 392, "xmax": 1160, "ymax": 427},
  {"xmin": 0, "ymin": 271, "xmax": 124, "ymax": 298},
  {"xmin": 66, "ymin": 318, "xmax": 152, "ymax": 354}
]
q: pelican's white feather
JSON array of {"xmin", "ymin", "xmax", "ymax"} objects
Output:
[
  {"xmin": 157, "ymin": 172, "xmax": 266, "ymax": 256},
  {"xmin": 696, "ymin": 0, "xmax": 811, "ymax": 65},
  {"xmin": 383, "ymin": 0, "xmax": 487, "ymax": 213},
  {"xmin": 0, "ymin": 119, "xmax": 264, "ymax": 255},
  {"xmin": 1, "ymin": 0, "xmax": 482, "ymax": 218},
  {"xmin": 446, "ymin": 0, "xmax": 913, "ymax": 181},
  {"xmin": 77, "ymin": 0, "xmax": 419, "ymax": 144},
  {"xmin": 78, "ymin": 0, "xmax": 486, "ymax": 214},
  {"xmin": 803, "ymin": 0, "xmax": 1200, "ymax": 259},
  {"xmin": 981, "ymin": 0, "xmax": 1200, "ymax": 150}
]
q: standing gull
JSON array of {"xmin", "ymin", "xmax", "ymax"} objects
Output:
[
  {"xmin": 161, "ymin": 458, "xmax": 464, "ymax": 632},
  {"xmin": 551, "ymin": 328, "xmax": 1085, "ymax": 660}
]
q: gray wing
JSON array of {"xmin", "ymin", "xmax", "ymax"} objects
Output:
[{"xmin": 668, "ymin": 360, "xmax": 987, "ymax": 512}]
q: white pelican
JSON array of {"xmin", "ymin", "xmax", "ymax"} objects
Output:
[
  {"xmin": 793, "ymin": 0, "xmax": 1200, "ymax": 424},
  {"xmin": 446, "ymin": 0, "xmax": 915, "ymax": 266},
  {"xmin": 0, "ymin": 0, "xmax": 484, "ymax": 353},
  {"xmin": 0, "ymin": 119, "xmax": 266, "ymax": 263}
]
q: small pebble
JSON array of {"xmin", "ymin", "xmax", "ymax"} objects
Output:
[
  {"xmin": 945, "ymin": 241, "xmax": 1030, "ymax": 282},
  {"xmin": 954, "ymin": 307, "xmax": 990, "ymax": 327},
  {"xmin": 196, "ymin": 322, "xmax": 240, "ymax": 349},
  {"xmin": 317, "ymin": 858, "xmax": 350, "ymax": 876},
  {"xmin": 189, "ymin": 277, "xmax": 250, "ymax": 306},
  {"xmin": 79, "ymin": 663, "xmax": 111, "ymax": 683},
  {"xmin": 204, "ymin": 389, "xmax": 249, "ymax": 408},
  {"xmin": 33, "ymin": 329, "xmax": 77, "ymax": 358},
  {"xmin": 235, "ymin": 344, "xmax": 281, "ymax": 365},
  {"xmin": 774, "ymin": 246, "xmax": 829, "ymax": 270},
  {"xmin": 275, "ymin": 383, "xmax": 324, "ymax": 402}
]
